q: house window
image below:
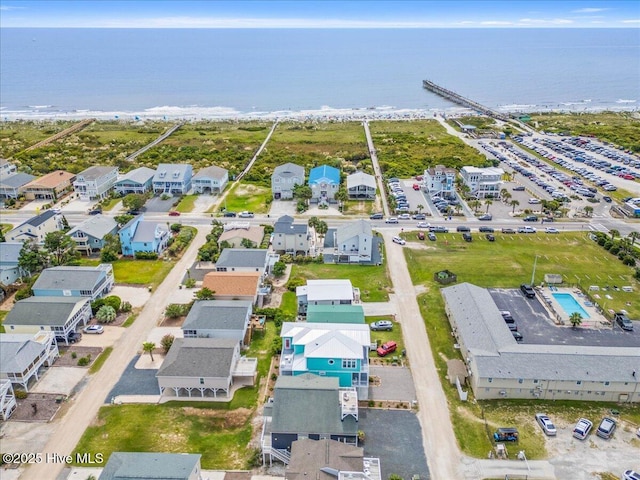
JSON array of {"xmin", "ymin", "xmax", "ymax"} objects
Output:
[
  {"xmin": 577, "ymin": 381, "xmax": 582, "ymax": 385},
  {"xmin": 518, "ymin": 379, "xmax": 523, "ymax": 384},
  {"xmin": 342, "ymin": 359, "xmax": 356, "ymax": 369},
  {"xmin": 328, "ymin": 359, "xmax": 335, "ymax": 365},
  {"xmin": 80, "ymin": 290, "xmax": 92, "ymax": 296},
  {"xmin": 284, "ymin": 338, "xmax": 291, "ymax": 350},
  {"xmin": 604, "ymin": 381, "xmax": 610, "ymax": 386},
  {"xmin": 199, "ymin": 378, "xmax": 204, "ymax": 385},
  {"xmin": 488, "ymin": 378, "xmax": 492, "ymax": 383},
  {"xmin": 533, "ymin": 379, "xmax": 539, "ymax": 384}
]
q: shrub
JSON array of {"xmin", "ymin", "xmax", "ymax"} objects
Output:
[
  {"xmin": 134, "ymin": 251, "xmax": 159, "ymax": 260},
  {"xmin": 103, "ymin": 295, "xmax": 121, "ymax": 312},
  {"xmin": 285, "ymin": 277, "xmax": 305, "ymax": 292},
  {"xmin": 96, "ymin": 305, "xmax": 117, "ymax": 324},
  {"xmin": 77, "ymin": 356, "xmax": 91, "ymax": 367},
  {"xmin": 272, "ymin": 261, "xmax": 286, "ymax": 277},
  {"xmin": 71, "ymin": 352, "xmax": 77, "ymax": 359},
  {"xmin": 270, "ymin": 336, "xmax": 283, "ymax": 355},
  {"xmin": 14, "ymin": 286, "xmax": 33, "ymax": 301},
  {"xmin": 14, "ymin": 389, "xmax": 28, "ymax": 400},
  {"xmin": 603, "ymin": 241, "xmax": 613, "ymax": 251},
  {"xmin": 119, "ymin": 301, "xmax": 132, "ymax": 313},
  {"xmin": 161, "ymin": 334, "xmax": 175, "ymax": 354},
  {"xmin": 165, "ymin": 304, "xmax": 186, "ymax": 319},
  {"xmin": 623, "ymin": 255, "xmax": 636, "ymax": 266},
  {"xmin": 100, "ymin": 249, "xmax": 118, "ymax": 263},
  {"xmin": 170, "ymin": 223, "xmax": 182, "ymax": 233},
  {"xmin": 184, "ymin": 277, "xmax": 196, "ymax": 288},
  {"xmin": 609, "ymin": 245, "xmax": 621, "ymax": 255}
]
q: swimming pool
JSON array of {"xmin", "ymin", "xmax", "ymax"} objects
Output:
[{"xmin": 552, "ymin": 293, "xmax": 591, "ymax": 318}]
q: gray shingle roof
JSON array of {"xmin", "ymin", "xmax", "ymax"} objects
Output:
[
  {"xmin": 287, "ymin": 439, "xmax": 364, "ymax": 480},
  {"xmin": 271, "ymin": 374, "xmax": 358, "ymax": 436},
  {"xmin": 0, "ymin": 242, "xmax": 23, "ymax": 264},
  {"xmin": 273, "ymin": 162, "xmax": 304, "ymax": 179},
  {"xmin": 156, "ymin": 338, "xmax": 238, "ymax": 378},
  {"xmin": 5, "ymin": 296, "xmax": 88, "ymax": 327},
  {"xmin": 99, "ymin": 452, "xmax": 201, "ymax": 480},
  {"xmin": 76, "ymin": 166, "xmax": 117, "ymax": 181},
  {"xmin": 216, "ymin": 249, "xmax": 268, "ymax": 269},
  {"xmin": 346, "ymin": 171, "xmax": 376, "ymax": 189},
  {"xmin": 336, "ymin": 219, "xmax": 372, "ymax": 246},
  {"xmin": 0, "ymin": 334, "xmax": 48, "ymax": 375},
  {"xmin": 193, "ymin": 165, "xmax": 227, "ymax": 180},
  {"xmin": 67, "ymin": 215, "xmax": 118, "ymax": 239},
  {"xmin": 32, "ymin": 266, "xmax": 104, "ymax": 291},
  {"xmin": 0, "ymin": 172, "xmax": 36, "ymax": 188},
  {"xmin": 274, "ymin": 216, "xmax": 307, "ymax": 235},
  {"xmin": 116, "ymin": 166, "xmax": 156, "ymax": 185},
  {"xmin": 182, "ymin": 300, "xmax": 252, "ymax": 330},
  {"xmin": 153, "ymin": 163, "xmax": 191, "ymax": 183},
  {"xmin": 132, "ymin": 221, "xmax": 167, "ymax": 243}
]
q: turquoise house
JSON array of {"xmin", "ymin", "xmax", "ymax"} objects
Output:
[
  {"xmin": 119, "ymin": 215, "xmax": 170, "ymax": 257},
  {"xmin": 279, "ymin": 322, "xmax": 371, "ymax": 400}
]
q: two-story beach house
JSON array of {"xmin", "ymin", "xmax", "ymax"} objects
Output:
[
  {"xmin": 346, "ymin": 171, "xmax": 376, "ymax": 200},
  {"xmin": 296, "ymin": 279, "xmax": 360, "ymax": 315},
  {"xmin": 182, "ymin": 300, "xmax": 253, "ymax": 345},
  {"xmin": 0, "ymin": 173, "xmax": 36, "ymax": 200},
  {"xmin": 272, "ymin": 163, "xmax": 305, "ymax": 200},
  {"xmin": 5, "ymin": 210, "xmax": 63, "ymax": 244},
  {"xmin": 73, "ymin": 166, "xmax": 118, "ymax": 201},
  {"xmin": 272, "ymin": 215, "xmax": 310, "ymax": 256},
  {"xmin": 22, "ymin": 170, "xmax": 76, "ymax": 201},
  {"xmin": 424, "ymin": 164, "xmax": 457, "ymax": 199},
  {"xmin": 67, "ymin": 214, "xmax": 119, "ymax": 255},
  {"xmin": 324, "ymin": 220, "xmax": 374, "ymax": 264},
  {"xmin": 114, "ymin": 167, "xmax": 156, "ymax": 195},
  {"xmin": 152, "ymin": 164, "xmax": 193, "ymax": 195},
  {"xmin": 460, "ymin": 166, "xmax": 504, "ymax": 199},
  {"xmin": 119, "ymin": 215, "xmax": 170, "ymax": 256},
  {"xmin": 0, "ymin": 332, "xmax": 59, "ymax": 392},
  {"xmin": 192, "ymin": 166, "xmax": 229, "ymax": 194},
  {"xmin": 32, "ymin": 264, "xmax": 114, "ymax": 300},
  {"xmin": 279, "ymin": 322, "xmax": 371, "ymax": 399},
  {"xmin": 0, "ymin": 243, "xmax": 28, "ymax": 285},
  {"xmin": 308, "ymin": 165, "xmax": 340, "ymax": 203}
]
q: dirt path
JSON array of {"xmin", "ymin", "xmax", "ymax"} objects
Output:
[
  {"xmin": 380, "ymin": 230, "xmax": 463, "ymax": 479},
  {"xmin": 20, "ymin": 227, "xmax": 209, "ymax": 480}
]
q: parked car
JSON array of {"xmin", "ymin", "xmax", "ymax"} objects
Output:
[
  {"xmin": 398, "ymin": 213, "xmax": 411, "ymax": 220},
  {"xmin": 412, "ymin": 183, "xmax": 420, "ymax": 190},
  {"xmin": 528, "ymin": 198, "xmax": 541, "ymax": 204},
  {"xmin": 417, "ymin": 231, "xmax": 425, "ymax": 240},
  {"xmin": 623, "ymin": 470, "xmax": 640, "ymax": 480},
  {"xmin": 523, "ymin": 215, "xmax": 538, "ymax": 222},
  {"xmin": 614, "ymin": 312, "xmax": 634, "ymax": 331},
  {"xmin": 88, "ymin": 209, "xmax": 102, "ymax": 215},
  {"xmin": 512, "ymin": 331, "xmax": 523, "ymax": 342},
  {"xmin": 223, "ymin": 211, "xmax": 237, "ymax": 217},
  {"xmin": 512, "ymin": 186, "xmax": 526, "ymax": 191},
  {"xmin": 370, "ymin": 320, "xmax": 393, "ymax": 331},
  {"xmin": 168, "ymin": 211, "xmax": 181, "ymax": 216},
  {"xmin": 535, "ymin": 413, "xmax": 557, "ymax": 436},
  {"xmin": 377, "ymin": 340, "xmax": 397, "ymax": 357},
  {"xmin": 462, "ymin": 233, "xmax": 472, "ymax": 242},
  {"xmin": 238, "ymin": 211, "xmax": 254, "ymax": 218},
  {"xmin": 478, "ymin": 214, "xmax": 492, "ymax": 221},
  {"xmin": 501, "ymin": 228, "xmax": 516, "ymax": 234},
  {"xmin": 486, "ymin": 233, "xmax": 495, "ymax": 242},
  {"xmin": 392, "ymin": 236, "xmax": 406, "ymax": 245},
  {"xmin": 83, "ymin": 325, "xmax": 104, "ymax": 334},
  {"xmin": 493, "ymin": 428, "xmax": 519, "ymax": 442},
  {"xmin": 520, "ymin": 284, "xmax": 536, "ymax": 298},
  {"xmin": 573, "ymin": 418, "xmax": 593, "ymax": 440},
  {"xmin": 602, "ymin": 196, "xmax": 612, "ymax": 203},
  {"xmin": 56, "ymin": 332, "xmax": 82, "ymax": 344},
  {"xmin": 385, "ymin": 217, "xmax": 399, "ymax": 224},
  {"xmin": 370, "ymin": 212, "xmax": 384, "ymax": 220},
  {"xmin": 428, "ymin": 232, "xmax": 437, "ymax": 241},
  {"xmin": 596, "ymin": 417, "xmax": 617, "ymax": 439}
]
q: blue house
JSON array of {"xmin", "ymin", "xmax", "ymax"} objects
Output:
[
  {"xmin": 0, "ymin": 243, "xmax": 28, "ymax": 285},
  {"xmin": 67, "ymin": 214, "xmax": 119, "ymax": 255},
  {"xmin": 114, "ymin": 167, "xmax": 156, "ymax": 195},
  {"xmin": 308, "ymin": 165, "xmax": 340, "ymax": 202},
  {"xmin": 32, "ymin": 265, "xmax": 114, "ymax": 300},
  {"xmin": 279, "ymin": 322, "xmax": 371, "ymax": 400},
  {"xmin": 152, "ymin": 164, "xmax": 193, "ymax": 195},
  {"xmin": 119, "ymin": 215, "xmax": 170, "ymax": 256}
]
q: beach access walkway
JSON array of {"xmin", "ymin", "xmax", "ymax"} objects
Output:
[
  {"xmin": 125, "ymin": 122, "xmax": 183, "ymax": 162},
  {"xmin": 363, "ymin": 120, "xmax": 390, "ymax": 217}
]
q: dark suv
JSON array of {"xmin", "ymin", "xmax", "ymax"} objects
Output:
[
  {"xmin": 520, "ymin": 284, "xmax": 536, "ymax": 298},
  {"xmin": 56, "ymin": 332, "xmax": 82, "ymax": 344},
  {"xmin": 456, "ymin": 226, "xmax": 471, "ymax": 232}
]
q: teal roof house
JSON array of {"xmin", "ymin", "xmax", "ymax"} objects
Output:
[
  {"xmin": 280, "ymin": 322, "xmax": 371, "ymax": 400},
  {"xmin": 308, "ymin": 165, "xmax": 340, "ymax": 202}
]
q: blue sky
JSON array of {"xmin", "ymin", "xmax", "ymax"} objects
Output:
[{"xmin": 1, "ymin": 1, "xmax": 638, "ymax": 28}]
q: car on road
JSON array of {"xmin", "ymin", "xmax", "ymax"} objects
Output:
[
  {"xmin": 520, "ymin": 284, "xmax": 536, "ymax": 298},
  {"xmin": 88, "ymin": 209, "xmax": 102, "ymax": 215},
  {"xmin": 501, "ymin": 228, "xmax": 516, "ymax": 234},
  {"xmin": 523, "ymin": 215, "xmax": 538, "ymax": 222},
  {"xmin": 623, "ymin": 470, "xmax": 640, "ymax": 480},
  {"xmin": 430, "ymin": 226, "xmax": 449, "ymax": 233},
  {"xmin": 385, "ymin": 217, "xmax": 398, "ymax": 224},
  {"xmin": 398, "ymin": 213, "xmax": 411, "ymax": 220},
  {"xmin": 573, "ymin": 418, "xmax": 593, "ymax": 440},
  {"xmin": 478, "ymin": 214, "xmax": 492, "ymax": 221},
  {"xmin": 416, "ymin": 222, "xmax": 430, "ymax": 228},
  {"xmin": 428, "ymin": 232, "xmax": 437, "ymax": 241},
  {"xmin": 168, "ymin": 211, "xmax": 181, "ymax": 216},
  {"xmin": 392, "ymin": 236, "xmax": 406, "ymax": 245},
  {"xmin": 370, "ymin": 212, "xmax": 384, "ymax": 220},
  {"xmin": 370, "ymin": 320, "xmax": 393, "ymax": 331},
  {"xmin": 479, "ymin": 226, "xmax": 494, "ymax": 233},
  {"xmin": 377, "ymin": 340, "xmax": 397, "ymax": 357},
  {"xmin": 456, "ymin": 226, "xmax": 471, "ymax": 232},
  {"xmin": 412, "ymin": 213, "xmax": 426, "ymax": 220},
  {"xmin": 51, "ymin": 207, "xmax": 61, "ymax": 213},
  {"xmin": 535, "ymin": 413, "xmax": 557, "ymax": 436},
  {"xmin": 512, "ymin": 186, "xmax": 526, "ymax": 191},
  {"xmin": 596, "ymin": 417, "xmax": 617, "ymax": 439},
  {"xmin": 413, "ymin": 183, "xmax": 421, "ymax": 190},
  {"xmin": 83, "ymin": 325, "xmax": 105, "ymax": 334},
  {"xmin": 518, "ymin": 226, "xmax": 537, "ymax": 234},
  {"xmin": 238, "ymin": 211, "xmax": 254, "ymax": 218},
  {"xmin": 545, "ymin": 227, "xmax": 559, "ymax": 234},
  {"xmin": 223, "ymin": 211, "xmax": 237, "ymax": 217},
  {"xmin": 614, "ymin": 312, "xmax": 634, "ymax": 331}
]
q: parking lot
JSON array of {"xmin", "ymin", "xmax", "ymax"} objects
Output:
[{"xmin": 489, "ymin": 288, "xmax": 640, "ymax": 347}]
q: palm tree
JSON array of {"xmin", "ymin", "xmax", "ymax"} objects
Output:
[
  {"xmin": 584, "ymin": 206, "xmax": 594, "ymax": 217},
  {"xmin": 501, "ymin": 191, "xmax": 512, "ymax": 204},
  {"xmin": 628, "ymin": 231, "xmax": 639, "ymax": 247},
  {"xmin": 484, "ymin": 199, "xmax": 493, "ymax": 213},
  {"xmin": 142, "ymin": 341, "xmax": 156, "ymax": 362},
  {"xmin": 96, "ymin": 305, "xmax": 117, "ymax": 324},
  {"xmin": 510, "ymin": 200, "xmax": 520, "ymax": 213},
  {"xmin": 417, "ymin": 204, "xmax": 424, "ymax": 213},
  {"xmin": 470, "ymin": 200, "xmax": 481, "ymax": 213},
  {"xmin": 609, "ymin": 229, "xmax": 620, "ymax": 241},
  {"xmin": 569, "ymin": 312, "xmax": 583, "ymax": 329}
]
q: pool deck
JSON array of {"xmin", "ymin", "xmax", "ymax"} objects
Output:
[{"xmin": 538, "ymin": 286, "xmax": 610, "ymax": 328}]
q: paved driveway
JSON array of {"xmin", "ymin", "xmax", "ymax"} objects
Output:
[
  {"xmin": 369, "ymin": 366, "xmax": 417, "ymax": 402},
  {"xmin": 105, "ymin": 355, "xmax": 160, "ymax": 402},
  {"xmin": 359, "ymin": 409, "xmax": 430, "ymax": 479}
]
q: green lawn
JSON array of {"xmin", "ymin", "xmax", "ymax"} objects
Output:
[
  {"xmin": 280, "ymin": 291, "xmax": 297, "ymax": 317},
  {"xmin": 366, "ymin": 315, "xmax": 405, "ymax": 359},
  {"xmin": 214, "ymin": 183, "xmax": 271, "ymax": 214},
  {"xmin": 174, "ymin": 194, "xmax": 199, "ymax": 213},
  {"xmin": 77, "ymin": 258, "xmax": 176, "ymax": 288},
  {"xmin": 404, "ymin": 232, "xmax": 640, "ymax": 459},
  {"xmin": 1, "ymin": 223, "xmax": 12, "ymax": 233},
  {"xmin": 99, "ymin": 197, "xmax": 122, "ymax": 212},
  {"xmin": 0, "ymin": 310, "xmax": 8, "ymax": 333},
  {"xmin": 88, "ymin": 347, "xmax": 113, "ymax": 374},
  {"xmin": 290, "ymin": 261, "xmax": 392, "ymax": 302}
]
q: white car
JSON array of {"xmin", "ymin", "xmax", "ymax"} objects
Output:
[
  {"xmin": 398, "ymin": 213, "xmax": 411, "ymax": 220},
  {"xmin": 545, "ymin": 227, "xmax": 559, "ymax": 234},
  {"xmin": 385, "ymin": 217, "xmax": 398, "ymax": 224},
  {"xmin": 416, "ymin": 222, "xmax": 431, "ymax": 228},
  {"xmin": 518, "ymin": 226, "xmax": 537, "ymax": 234},
  {"xmin": 83, "ymin": 325, "xmax": 104, "ymax": 334},
  {"xmin": 528, "ymin": 198, "xmax": 541, "ymax": 204},
  {"xmin": 238, "ymin": 211, "xmax": 254, "ymax": 218},
  {"xmin": 392, "ymin": 236, "xmax": 406, "ymax": 245},
  {"xmin": 535, "ymin": 413, "xmax": 557, "ymax": 436},
  {"xmin": 573, "ymin": 418, "xmax": 593, "ymax": 440}
]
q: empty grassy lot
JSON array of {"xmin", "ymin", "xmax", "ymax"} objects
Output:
[
  {"xmin": 213, "ymin": 183, "xmax": 271, "ymax": 214},
  {"xmin": 77, "ymin": 258, "xmax": 176, "ymax": 288},
  {"xmin": 368, "ymin": 119, "xmax": 490, "ymax": 178},
  {"xmin": 289, "ymin": 261, "xmax": 392, "ymax": 302},
  {"xmin": 366, "ymin": 315, "xmax": 405, "ymax": 360},
  {"xmin": 404, "ymin": 232, "xmax": 640, "ymax": 459},
  {"xmin": 0, "ymin": 120, "xmax": 77, "ymax": 157},
  {"xmin": 244, "ymin": 121, "xmax": 370, "ymax": 187}
]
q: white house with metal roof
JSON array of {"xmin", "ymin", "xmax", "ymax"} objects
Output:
[
  {"xmin": 460, "ymin": 166, "xmax": 504, "ymax": 199},
  {"xmin": 192, "ymin": 165, "xmax": 229, "ymax": 194},
  {"xmin": 152, "ymin": 163, "xmax": 193, "ymax": 195},
  {"xmin": 0, "ymin": 158, "xmax": 17, "ymax": 177},
  {"xmin": 99, "ymin": 452, "xmax": 203, "ymax": 480},
  {"xmin": 280, "ymin": 322, "xmax": 371, "ymax": 399},
  {"xmin": 5, "ymin": 210, "xmax": 63, "ymax": 243},
  {"xmin": 296, "ymin": 279, "xmax": 360, "ymax": 315},
  {"xmin": 215, "ymin": 248, "xmax": 277, "ymax": 276},
  {"xmin": 67, "ymin": 214, "xmax": 119, "ymax": 255},
  {"xmin": 272, "ymin": 215, "xmax": 310, "ymax": 256},
  {"xmin": 332, "ymin": 220, "xmax": 374, "ymax": 263},
  {"xmin": 114, "ymin": 166, "xmax": 156, "ymax": 195},
  {"xmin": 424, "ymin": 164, "xmax": 457, "ymax": 199},
  {"xmin": 156, "ymin": 338, "xmax": 257, "ymax": 400},
  {"xmin": 4, "ymin": 296, "xmax": 91, "ymax": 345},
  {"xmin": 0, "ymin": 332, "xmax": 59, "ymax": 392},
  {"xmin": 73, "ymin": 166, "xmax": 118, "ymax": 201},
  {"xmin": 346, "ymin": 171, "xmax": 376, "ymax": 200},
  {"xmin": 272, "ymin": 162, "xmax": 305, "ymax": 200},
  {"xmin": 182, "ymin": 300, "xmax": 253, "ymax": 345},
  {"xmin": 442, "ymin": 283, "xmax": 640, "ymax": 402},
  {"xmin": 0, "ymin": 242, "xmax": 28, "ymax": 285}
]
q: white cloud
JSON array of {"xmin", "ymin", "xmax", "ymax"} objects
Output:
[
  {"xmin": 479, "ymin": 21, "xmax": 513, "ymax": 26},
  {"xmin": 572, "ymin": 8, "xmax": 608, "ymax": 13},
  {"xmin": 621, "ymin": 19, "xmax": 640, "ymax": 23},
  {"xmin": 0, "ymin": 5, "xmax": 24, "ymax": 10},
  {"xmin": 519, "ymin": 18, "xmax": 574, "ymax": 25}
]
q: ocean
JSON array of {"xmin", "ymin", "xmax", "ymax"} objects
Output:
[{"xmin": 1, "ymin": 28, "xmax": 639, "ymax": 120}]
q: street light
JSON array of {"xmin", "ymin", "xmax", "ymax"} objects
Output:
[{"xmin": 531, "ymin": 255, "xmax": 540, "ymax": 285}]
